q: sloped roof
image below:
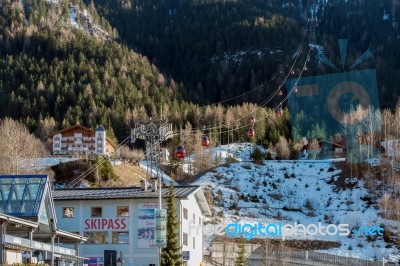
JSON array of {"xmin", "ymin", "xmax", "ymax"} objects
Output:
[
  {"xmin": 95, "ymin": 125, "xmax": 105, "ymax": 132},
  {"xmin": 53, "ymin": 186, "xmax": 212, "ymax": 216},
  {"xmin": 0, "ymin": 174, "xmax": 59, "ymax": 233},
  {"xmin": 53, "ymin": 186, "xmax": 200, "ymax": 200},
  {"xmin": 0, "ymin": 175, "xmax": 49, "ymax": 218},
  {"xmin": 48, "ymin": 124, "xmax": 93, "ymax": 137}
]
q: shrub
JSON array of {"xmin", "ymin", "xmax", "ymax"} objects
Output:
[
  {"xmin": 250, "ymin": 147, "xmax": 265, "ymax": 164},
  {"xmin": 304, "ymin": 199, "xmax": 314, "ymax": 211}
]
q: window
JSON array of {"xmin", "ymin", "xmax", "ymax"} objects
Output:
[
  {"xmin": 117, "ymin": 206, "xmax": 129, "ymax": 217},
  {"xmin": 193, "ymin": 237, "xmax": 195, "ymax": 249},
  {"xmin": 183, "ymin": 233, "xmax": 188, "ymax": 246},
  {"xmin": 91, "ymin": 207, "xmax": 102, "ymax": 217},
  {"xmin": 84, "ymin": 232, "xmax": 108, "ymax": 244},
  {"xmin": 193, "ymin": 213, "xmax": 195, "ymax": 223},
  {"xmin": 183, "ymin": 208, "xmax": 188, "ymax": 219},
  {"xmin": 112, "ymin": 232, "xmax": 129, "ymax": 244},
  {"xmin": 62, "ymin": 207, "xmax": 74, "ymax": 218},
  {"xmin": 199, "ymin": 217, "xmax": 202, "ymax": 225}
]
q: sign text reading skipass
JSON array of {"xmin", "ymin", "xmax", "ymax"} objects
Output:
[{"xmin": 84, "ymin": 218, "xmax": 127, "ymax": 231}]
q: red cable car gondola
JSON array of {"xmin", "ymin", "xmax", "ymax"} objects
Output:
[
  {"xmin": 201, "ymin": 136, "xmax": 210, "ymax": 147},
  {"xmin": 278, "ymin": 90, "xmax": 283, "ymax": 96},
  {"xmin": 290, "ymin": 69, "xmax": 295, "ymax": 75},
  {"xmin": 247, "ymin": 128, "xmax": 255, "ymax": 137},
  {"xmin": 175, "ymin": 145, "xmax": 186, "ymax": 158}
]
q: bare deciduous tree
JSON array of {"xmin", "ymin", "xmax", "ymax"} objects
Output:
[
  {"xmin": 308, "ymin": 139, "xmax": 321, "ymax": 160},
  {"xmin": 117, "ymin": 146, "xmax": 145, "ymax": 165},
  {"xmin": 0, "ymin": 118, "xmax": 46, "ymax": 174},
  {"xmin": 275, "ymin": 136, "xmax": 291, "ymax": 159},
  {"xmin": 379, "ymin": 193, "xmax": 391, "ymax": 219}
]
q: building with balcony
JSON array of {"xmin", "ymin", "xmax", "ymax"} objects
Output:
[
  {"xmin": 0, "ymin": 175, "xmax": 86, "ymax": 265},
  {"xmin": 49, "ymin": 124, "xmax": 115, "ymax": 156}
]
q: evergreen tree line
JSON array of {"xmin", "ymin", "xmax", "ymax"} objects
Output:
[
  {"xmin": 0, "ymin": 0, "xmax": 294, "ymax": 146},
  {"xmin": 88, "ymin": 0, "xmax": 304, "ymax": 105},
  {"xmin": 90, "ymin": 0, "xmax": 400, "ymax": 108}
]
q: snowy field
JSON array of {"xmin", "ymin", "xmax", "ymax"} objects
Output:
[
  {"xmin": 191, "ymin": 143, "xmax": 400, "ymax": 263},
  {"xmin": 139, "ymin": 160, "xmax": 179, "ymax": 186},
  {"xmin": 181, "ymin": 143, "xmax": 268, "ymax": 174}
]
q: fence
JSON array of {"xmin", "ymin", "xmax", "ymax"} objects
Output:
[{"xmin": 209, "ymin": 242, "xmax": 386, "ymax": 266}]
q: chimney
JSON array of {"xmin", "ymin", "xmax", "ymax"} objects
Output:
[
  {"xmin": 140, "ymin": 180, "xmax": 148, "ymax": 191},
  {"xmin": 151, "ymin": 178, "xmax": 158, "ymax": 192}
]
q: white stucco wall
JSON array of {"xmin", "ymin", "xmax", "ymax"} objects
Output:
[{"xmin": 54, "ymin": 193, "xmax": 205, "ymax": 266}]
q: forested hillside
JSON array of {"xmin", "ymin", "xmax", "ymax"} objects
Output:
[
  {"xmin": 0, "ymin": 0, "xmax": 293, "ymax": 146},
  {"xmin": 90, "ymin": 0, "xmax": 400, "ymax": 108},
  {"xmin": 1, "ymin": 0, "xmax": 400, "ymax": 150},
  {"xmin": 90, "ymin": 0, "xmax": 304, "ymax": 105},
  {"xmin": 0, "ymin": 0, "xmax": 181, "ymax": 141}
]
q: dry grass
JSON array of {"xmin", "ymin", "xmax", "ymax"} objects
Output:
[{"xmin": 112, "ymin": 163, "xmax": 147, "ymax": 187}]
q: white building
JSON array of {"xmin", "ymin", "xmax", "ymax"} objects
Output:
[
  {"xmin": 49, "ymin": 124, "xmax": 115, "ymax": 156},
  {"xmin": 52, "ymin": 185, "xmax": 211, "ymax": 266}
]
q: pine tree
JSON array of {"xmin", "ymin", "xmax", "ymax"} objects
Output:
[
  {"xmin": 161, "ymin": 185, "xmax": 182, "ymax": 266},
  {"xmin": 235, "ymin": 237, "xmax": 247, "ymax": 266}
]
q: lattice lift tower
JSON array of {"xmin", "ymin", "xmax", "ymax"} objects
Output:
[
  {"xmin": 131, "ymin": 118, "xmax": 173, "ymax": 181},
  {"xmin": 309, "ymin": 15, "xmax": 318, "ymax": 47}
]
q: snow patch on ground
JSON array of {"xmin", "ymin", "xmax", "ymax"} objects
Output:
[
  {"xmin": 139, "ymin": 161, "xmax": 179, "ymax": 186},
  {"xmin": 192, "ymin": 149, "xmax": 400, "ymax": 263}
]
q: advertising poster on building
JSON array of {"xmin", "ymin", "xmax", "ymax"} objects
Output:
[
  {"xmin": 154, "ymin": 209, "xmax": 167, "ymax": 248},
  {"xmin": 137, "ymin": 203, "xmax": 167, "ymax": 248}
]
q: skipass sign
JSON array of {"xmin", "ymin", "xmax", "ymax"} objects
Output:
[{"xmin": 84, "ymin": 218, "xmax": 127, "ymax": 230}]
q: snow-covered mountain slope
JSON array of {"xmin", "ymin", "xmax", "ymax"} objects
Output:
[
  {"xmin": 180, "ymin": 143, "xmax": 268, "ymax": 174},
  {"xmin": 191, "ymin": 145, "xmax": 400, "ymax": 263}
]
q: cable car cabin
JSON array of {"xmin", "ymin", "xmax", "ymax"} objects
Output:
[
  {"xmin": 247, "ymin": 128, "xmax": 255, "ymax": 137},
  {"xmin": 201, "ymin": 136, "xmax": 210, "ymax": 147},
  {"xmin": 278, "ymin": 90, "xmax": 283, "ymax": 96},
  {"xmin": 294, "ymin": 87, "xmax": 298, "ymax": 93},
  {"xmin": 290, "ymin": 70, "xmax": 295, "ymax": 75},
  {"xmin": 249, "ymin": 116, "xmax": 255, "ymax": 124},
  {"xmin": 175, "ymin": 145, "xmax": 186, "ymax": 158},
  {"xmin": 276, "ymin": 107, "xmax": 284, "ymax": 116}
]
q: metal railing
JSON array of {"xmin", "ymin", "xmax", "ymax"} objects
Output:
[{"xmin": 209, "ymin": 242, "xmax": 385, "ymax": 266}]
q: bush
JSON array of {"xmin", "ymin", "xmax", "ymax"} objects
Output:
[
  {"xmin": 229, "ymin": 202, "xmax": 238, "ymax": 210},
  {"xmin": 304, "ymin": 199, "xmax": 314, "ymax": 211},
  {"xmin": 250, "ymin": 147, "xmax": 265, "ymax": 164},
  {"xmin": 284, "ymin": 172, "xmax": 290, "ymax": 179},
  {"xmin": 226, "ymin": 155, "xmax": 239, "ymax": 164}
]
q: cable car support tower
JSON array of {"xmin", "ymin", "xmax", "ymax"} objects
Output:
[{"xmin": 131, "ymin": 119, "xmax": 173, "ymax": 182}]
